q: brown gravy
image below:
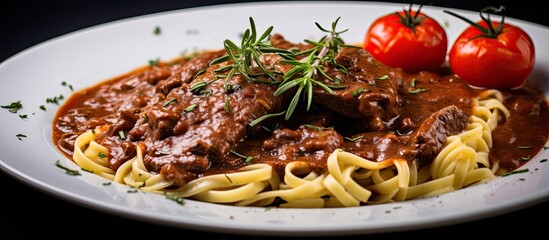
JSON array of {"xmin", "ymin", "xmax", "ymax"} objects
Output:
[{"xmin": 52, "ymin": 52, "xmax": 549, "ymax": 181}]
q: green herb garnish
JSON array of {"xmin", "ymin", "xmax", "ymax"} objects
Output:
[
  {"xmin": 501, "ymin": 168, "xmax": 529, "ymax": 177},
  {"xmin": 248, "ymin": 111, "xmax": 286, "ymax": 127},
  {"xmin": 375, "ymin": 74, "xmax": 389, "ymax": 80},
  {"xmin": 192, "ymin": 69, "xmax": 206, "ymax": 80},
  {"xmin": 1, "ymin": 100, "xmax": 23, "ymax": 113},
  {"xmin": 184, "ymin": 104, "xmax": 198, "ymax": 112},
  {"xmin": 344, "ymin": 135, "xmax": 364, "ymax": 142},
  {"xmin": 230, "ymin": 150, "xmax": 254, "ymax": 163},
  {"xmin": 166, "ymin": 194, "xmax": 185, "ymax": 205},
  {"xmin": 408, "ymin": 79, "xmax": 427, "ymax": 94},
  {"xmin": 408, "ymin": 88, "xmax": 428, "ymax": 94},
  {"xmin": 209, "ymin": 17, "xmax": 291, "ymax": 83},
  {"xmin": 162, "ymin": 98, "xmax": 177, "ymax": 108},
  {"xmin": 153, "ymin": 26, "xmax": 162, "ymax": 35},
  {"xmin": 274, "ymin": 17, "xmax": 355, "ymax": 120},
  {"xmin": 46, "ymin": 94, "xmax": 64, "ymax": 104},
  {"xmin": 119, "ymin": 131, "xmax": 126, "ymax": 140},
  {"xmin": 149, "ymin": 58, "xmax": 160, "ymax": 66},
  {"xmin": 16, "ymin": 133, "xmax": 27, "ymax": 141},
  {"xmin": 61, "ymin": 81, "xmax": 74, "ymax": 91},
  {"xmin": 55, "ymin": 160, "xmax": 81, "ymax": 176},
  {"xmin": 352, "ymin": 87, "xmax": 365, "ymax": 97},
  {"xmin": 225, "ymin": 98, "xmax": 231, "ymax": 113}
]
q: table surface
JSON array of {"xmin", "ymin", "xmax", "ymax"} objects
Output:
[{"xmin": 1, "ymin": 0, "xmax": 547, "ymax": 238}]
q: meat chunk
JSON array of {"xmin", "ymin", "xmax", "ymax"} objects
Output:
[
  {"xmin": 156, "ymin": 50, "xmax": 225, "ymax": 95},
  {"xmin": 414, "ymin": 105, "xmax": 469, "ymax": 164},
  {"xmin": 140, "ymin": 62, "xmax": 285, "ymax": 185},
  {"xmin": 312, "ymin": 47, "xmax": 400, "ymax": 130},
  {"xmin": 262, "ymin": 125, "xmax": 344, "ymax": 160},
  {"xmin": 346, "ymin": 105, "xmax": 469, "ymax": 165}
]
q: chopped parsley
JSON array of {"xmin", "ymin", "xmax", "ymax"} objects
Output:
[
  {"xmin": 408, "ymin": 79, "xmax": 427, "ymax": 94},
  {"xmin": 352, "ymin": 87, "xmax": 365, "ymax": 97},
  {"xmin": 230, "ymin": 150, "xmax": 253, "ymax": 163},
  {"xmin": 16, "ymin": 133, "xmax": 27, "ymax": 141},
  {"xmin": 1, "ymin": 100, "xmax": 23, "ymax": 113},
  {"xmin": 149, "ymin": 58, "xmax": 160, "ymax": 66},
  {"xmin": 501, "ymin": 168, "xmax": 529, "ymax": 177},
  {"xmin": 118, "ymin": 131, "xmax": 126, "ymax": 140},
  {"xmin": 61, "ymin": 81, "xmax": 73, "ymax": 91},
  {"xmin": 225, "ymin": 98, "xmax": 231, "ymax": 114},
  {"xmin": 166, "ymin": 194, "xmax": 185, "ymax": 205},
  {"xmin": 97, "ymin": 152, "xmax": 107, "ymax": 158},
  {"xmin": 55, "ymin": 160, "xmax": 81, "ymax": 176},
  {"xmin": 375, "ymin": 74, "xmax": 389, "ymax": 80},
  {"xmin": 46, "ymin": 94, "xmax": 64, "ymax": 104},
  {"xmin": 153, "ymin": 26, "xmax": 162, "ymax": 35},
  {"xmin": 344, "ymin": 135, "xmax": 364, "ymax": 142}
]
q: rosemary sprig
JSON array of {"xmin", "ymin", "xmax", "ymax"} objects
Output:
[
  {"xmin": 212, "ymin": 17, "xmax": 354, "ymax": 121},
  {"xmin": 210, "ymin": 17, "xmax": 291, "ymax": 91},
  {"xmin": 274, "ymin": 17, "xmax": 355, "ymax": 120}
]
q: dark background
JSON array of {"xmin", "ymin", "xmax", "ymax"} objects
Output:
[{"xmin": 1, "ymin": 0, "xmax": 547, "ymax": 238}]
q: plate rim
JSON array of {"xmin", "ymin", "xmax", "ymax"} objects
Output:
[{"xmin": 1, "ymin": 1, "xmax": 548, "ymax": 236}]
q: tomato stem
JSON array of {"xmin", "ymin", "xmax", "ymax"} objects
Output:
[
  {"xmin": 396, "ymin": 4, "xmax": 426, "ymax": 33},
  {"xmin": 444, "ymin": 5, "xmax": 506, "ymax": 38}
]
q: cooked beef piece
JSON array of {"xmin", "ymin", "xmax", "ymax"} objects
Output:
[
  {"xmin": 346, "ymin": 105, "xmax": 468, "ymax": 165},
  {"xmin": 413, "ymin": 105, "xmax": 469, "ymax": 164},
  {"xmin": 156, "ymin": 50, "xmax": 226, "ymax": 95},
  {"xmin": 262, "ymin": 125, "xmax": 343, "ymax": 158},
  {"xmin": 139, "ymin": 60, "xmax": 287, "ymax": 185},
  {"xmin": 312, "ymin": 47, "xmax": 400, "ymax": 130},
  {"xmin": 270, "ymin": 33, "xmax": 312, "ymax": 51},
  {"xmin": 260, "ymin": 125, "xmax": 344, "ymax": 171}
]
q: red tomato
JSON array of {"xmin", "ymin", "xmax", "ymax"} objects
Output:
[
  {"xmin": 446, "ymin": 7, "xmax": 535, "ymax": 89},
  {"xmin": 363, "ymin": 5, "xmax": 448, "ymax": 72}
]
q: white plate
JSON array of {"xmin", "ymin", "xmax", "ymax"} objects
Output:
[{"xmin": 1, "ymin": 1, "xmax": 548, "ymax": 236}]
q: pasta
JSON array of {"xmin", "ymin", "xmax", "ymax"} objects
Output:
[{"xmin": 72, "ymin": 91, "xmax": 509, "ymax": 207}]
